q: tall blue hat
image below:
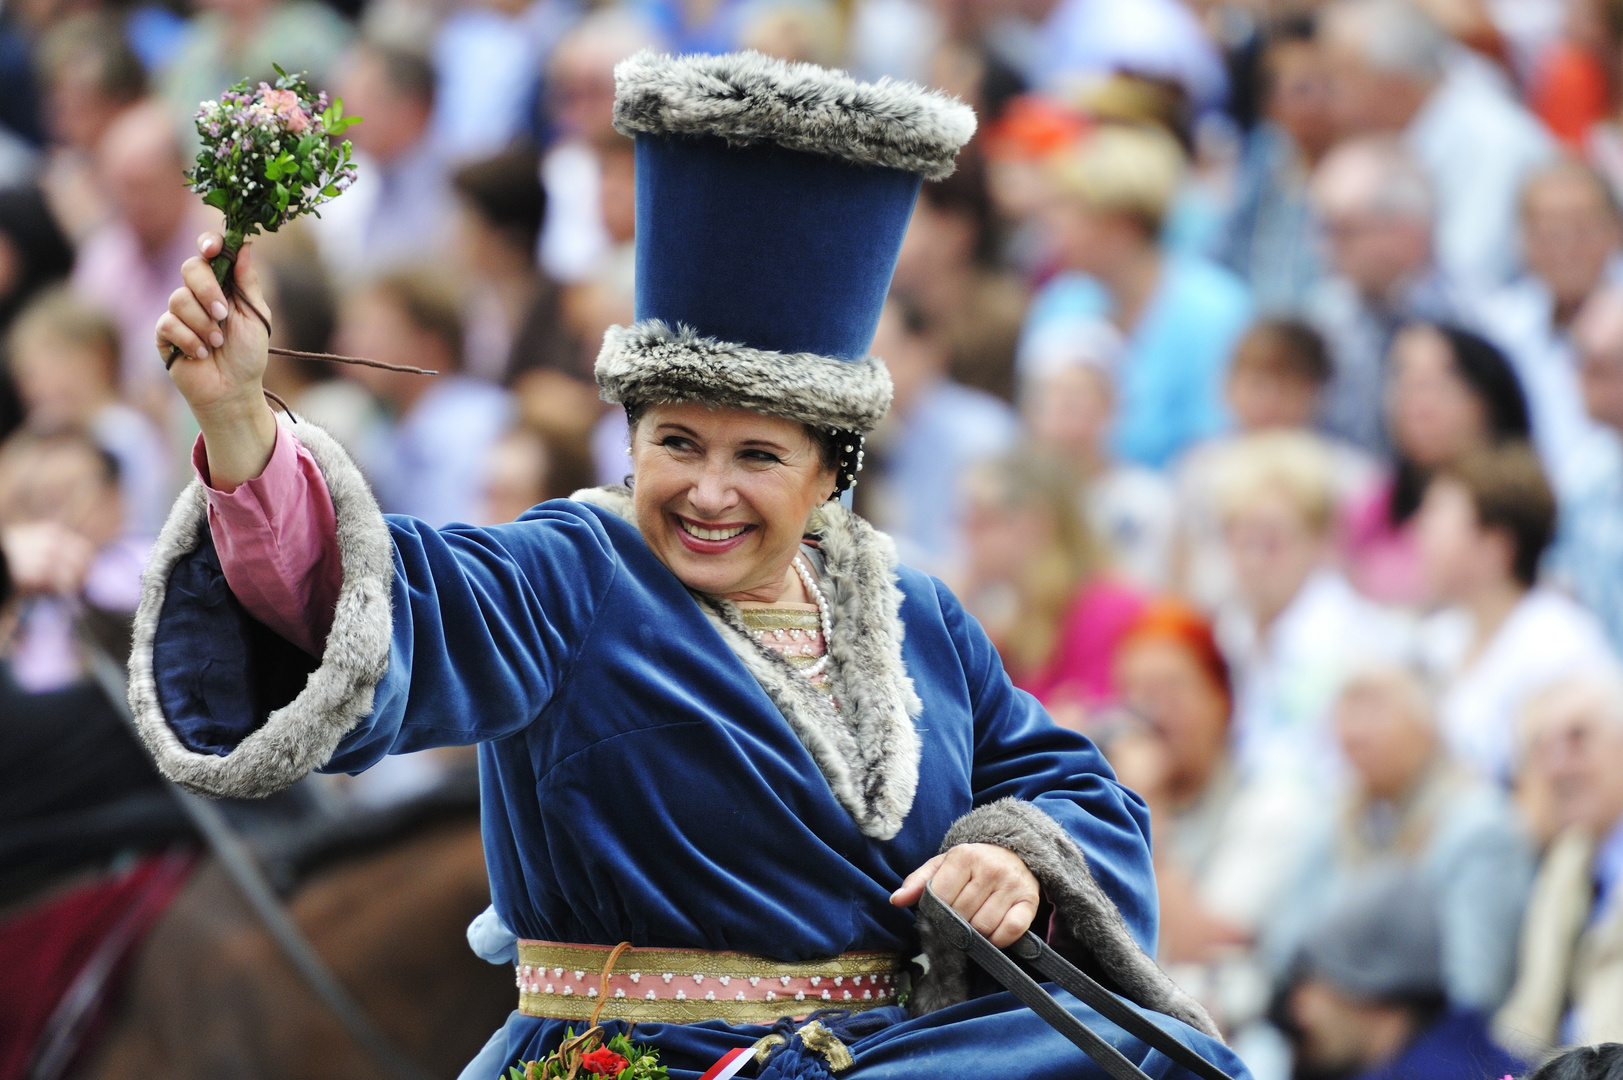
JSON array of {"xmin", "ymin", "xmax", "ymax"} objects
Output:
[{"xmin": 594, "ymin": 50, "xmax": 977, "ymax": 480}]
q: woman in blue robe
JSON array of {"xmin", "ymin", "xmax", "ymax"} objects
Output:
[{"xmin": 136, "ymin": 49, "xmax": 1251, "ymax": 1080}]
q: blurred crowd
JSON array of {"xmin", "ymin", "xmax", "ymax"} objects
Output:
[{"xmin": 10, "ymin": 0, "xmax": 1623, "ymax": 1076}]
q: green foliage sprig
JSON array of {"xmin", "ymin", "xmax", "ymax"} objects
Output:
[
  {"xmin": 507, "ymin": 1028, "xmax": 670, "ymax": 1080},
  {"xmin": 184, "ymin": 65, "xmax": 359, "ymax": 287}
]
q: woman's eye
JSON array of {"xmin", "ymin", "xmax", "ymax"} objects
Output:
[
  {"xmin": 660, "ymin": 436, "xmax": 696, "ymax": 453},
  {"xmin": 741, "ymin": 450, "xmax": 782, "ymax": 465}
]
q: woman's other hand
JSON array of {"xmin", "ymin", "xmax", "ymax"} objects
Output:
[
  {"xmin": 155, "ymin": 232, "xmax": 277, "ymax": 489},
  {"xmin": 891, "ymin": 843, "xmax": 1041, "ymax": 948}
]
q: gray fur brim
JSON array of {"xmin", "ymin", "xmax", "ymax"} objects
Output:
[
  {"xmin": 911, "ymin": 798, "xmax": 1222, "ymax": 1041},
  {"xmin": 614, "ymin": 50, "xmax": 976, "ymax": 180},
  {"xmin": 126, "ymin": 420, "xmax": 394, "ymax": 798},
  {"xmin": 596, "ymin": 320, "xmax": 894, "ymax": 435}
]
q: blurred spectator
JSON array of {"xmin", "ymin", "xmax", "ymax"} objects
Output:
[
  {"xmin": 1218, "ymin": 15, "xmax": 1334, "ymax": 315},
  {"xmin": 452, "ymin": 143, "xmax": 579, "ymax": 385},
  {"xmin": 479, "ymin": 421, "xmax": 592, "ymax": 525},
  {"xmin": 314, "ymin": 42, "xmax": 454, "ymax": 278},
  {"xmin": 1108, "ymin": 600, "xmax": 1323, "ymax": 1034},
  {"xmin": 956, "ymin": 450, "xmax": 1143, "ymax": 723},
  {"xmin": 1417, "ymin": 442, "xmax": 1614, "ymax": 783},
  {"xmin": 1027, "ymin": 124, "xmax": 1251, "ymax": 469},
  {"xmin": 33, "ymin": 13, "xmax": 146, "ymax": 241},
  {"xmin": 1320, "ymin": 0, "xmax": 1555, "ymax": 289},
  {"xmin": 0, "ymin": 430, "xmax": 146, "ymax": 692},
  {"xmin": 1526, "ymin": 0, "xmax": 1610, "ymax": 152},
  {"xmin": 1551, "ymin": 287, "xmax": 1623, "ymax": 652},
  {"xmin": 1026, "ymin": 0, "xmax": 1228, "ymax": 116},
  {"xmin": 159, "ymin": 0, "xmax": 351, "ymax": 140},
  {"xmin": 0, "ymin": 186, "xmax": 73, "ymax": 341},
  {"xmin": 1479, "ymin": 158, "xmax": 1623, "ymax": 492},
  {"xmin": 739, "ymin": 0, "xmax": 842, "ymax": 66},
  {"xmin": 1498, "ymin": 674, "xmax": 1623, "ymax": 1055},
  {"xmin": 1583, "ymin": 0, "xmax": 1623, "ymax": 203},
  {"xmin": 71, "ymin": 100, "xmax": 209, "ymax": 429},
  {"xmin": 1214, "ymin": 430, "xmax": 1410, "ymax": 783},
  {"xmin": 431, "ymin": 0, "xmax": 581, "ymax": 161},
  {"xmin": 1177, "ymin": 319, "xmax": 1378, "ymax": 610},
  {"xmin": 538, "ymin": 10, "xmax": 661, "ymax": 284},
  {"xmin": 891, "ymin": 164, "xmax": 1028, "ymax": 403},
  {"xmin": 6, "ymin": 288, "xmax": 171, "ymax": 535},
  {"xmin": 1272, "ymin": 666, "xmax": 1534, "ymax": 1016},
  {"xmin": 1282, "ymin": 868, "xmax": 1527, "ymax": 1080},
  {"xmin": 338, "ymin": 267, "xmax": 515, "ymax": 525},
  {"xmin": 1343, "ymin": 323, "xmax": 1532, "ymax": 605},
  {"xmin": 252, "ymin": 236, "xmax": 398, "ymax": 458},
  {"xmin": 846, "ymin": 0, "xmax": 941, "ymax": 84},
  {"xmin": 555, "ymin": 131, "xmax": 634, "ymax": 381},
  {"xmin": 857, "ymin": 295, "xmax": 1017, "ymax": 574},
  {"xmin": 1307, "ymin": 134, "xmax": 1472, "ymax": 457},
  {"xmin": 627, "ymin": 0, "xmax": 750, "ymax": 54},
  {"xmin": 1021, "ymin": 316, "xmax": 1177, "ymax": 589}
]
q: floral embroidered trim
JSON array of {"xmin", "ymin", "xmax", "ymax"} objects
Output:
[{"xmin": 515, "ymin": 940, "xmax": 905, "ymax": 1024}]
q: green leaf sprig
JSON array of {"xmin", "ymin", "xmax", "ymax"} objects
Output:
[
  {"xmin": 166, "ymin": 67, "xmax": 433, "ymax": 380},
  {"xmin": 185, "ymin": 64, "xmax": 359, "ymax": 287}
]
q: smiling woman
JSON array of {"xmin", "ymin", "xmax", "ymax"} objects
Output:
[
  {"xmin": 134, "ymin": 48, "xmax": 1245, "ymax": 1080},
  {"xmin": 630, "ymin": 404, "xmax": 838, "ymax": 601}
]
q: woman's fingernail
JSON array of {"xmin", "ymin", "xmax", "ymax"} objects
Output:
[
  {"xmin": 196, "ymin": 345, "xmax": 209, "ymax": 358},
  {"xmin": 210, "ymin": 331, "xmax": 225, "ymax": 347},
  {"xmin": 211, "ymin": 302, "xmax": 229, "ymax": 320}
]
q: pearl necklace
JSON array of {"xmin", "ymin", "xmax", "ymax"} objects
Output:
[{"xmin": 791, "ymin": 554, "xmax": 834, "ymax": 679}]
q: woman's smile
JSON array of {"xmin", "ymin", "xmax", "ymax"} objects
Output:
[{"xmin": 673, "ymin": 513, "xmax": 758, "ymax": 553}]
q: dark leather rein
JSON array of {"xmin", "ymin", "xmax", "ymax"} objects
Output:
[{"xmin": 919, "ymin": 884, "xmax": 1236, "ymax": 1080}]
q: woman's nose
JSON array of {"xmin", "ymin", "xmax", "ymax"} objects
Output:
[{"xmin": 688, "ymin": 461, "xmax": 738, "ymax": 516}]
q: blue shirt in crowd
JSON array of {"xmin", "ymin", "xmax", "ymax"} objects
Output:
[{"xmin": 1020, "ymin": 254, "xmax": 1252, "ymax": 469}]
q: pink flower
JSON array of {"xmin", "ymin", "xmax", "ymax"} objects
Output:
[{"xmin": 261, "ymin": 88, "xmax": 310, "ymax": 132}]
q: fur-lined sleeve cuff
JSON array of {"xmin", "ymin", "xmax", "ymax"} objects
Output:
[
  {"xmin": 912, "ymin": 797, "xmax": 1221, "ymax": 1039},
  {"xmin": 126, "ymin": 420, "xmax": 394, "ymax": 798}
]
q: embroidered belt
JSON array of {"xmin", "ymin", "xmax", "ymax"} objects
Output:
[{"xmin": 515, "ymin": 940, "xmax": 907, "ymax": 1024}]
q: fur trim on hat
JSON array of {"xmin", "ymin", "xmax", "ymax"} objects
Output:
[
  {"xmin": 614, "ymin": 50, "xmax": 976, "ymax": 180},
  {"xmin": 127, "ymin": 420, "xmax": 393, "ymax": 798},
  {"xmin": 911, "ymin": 797, "xmax": 1223, "ymax": 1041},
  {"xmin": 596, "ymin": 320, "xmax": 894, "ymax": 435}
]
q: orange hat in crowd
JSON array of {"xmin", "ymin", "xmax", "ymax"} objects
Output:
[{"xmin": 1119, "ymin": 599, "xmax": 1232, "ymax": 715}]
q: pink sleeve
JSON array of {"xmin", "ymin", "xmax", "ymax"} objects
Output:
[{"xmin": 195, "ymin": 424, "xmax": 345, "ymax": 657}]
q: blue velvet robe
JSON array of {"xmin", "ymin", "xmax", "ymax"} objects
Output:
[{"xmin": 143, "ymin": 483, "xmax": 1250, "ymax": 1080}]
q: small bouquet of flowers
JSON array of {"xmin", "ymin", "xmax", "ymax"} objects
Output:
[
  {"xmin": 186, "ymin": 65, "xmax": 357, "ymax": 290},
  {"xmin": 169, "ymin": 67, "xmax": 431, "ymax": 381},
  {"xmin": 507, "ymin": 1028, "xmax": 669, "ymax": 1080}
]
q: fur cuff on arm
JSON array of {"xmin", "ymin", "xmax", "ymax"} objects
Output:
[
  {"xmin": 126, "ymin": 420, "xmax": 394, "ymax": 798},
  {"xmin": 912, "ymin": 797, "xmax": 1221, "ymax": 1039}
]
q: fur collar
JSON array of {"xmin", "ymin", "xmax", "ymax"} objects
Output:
[{"xmin": 571, "ymin": 486, "xmax": 922, "ymax": 840}]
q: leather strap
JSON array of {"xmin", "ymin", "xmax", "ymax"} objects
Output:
[{"xmin": 920, "ymin": 885, "xmax": 1234, "ymax": 1080}]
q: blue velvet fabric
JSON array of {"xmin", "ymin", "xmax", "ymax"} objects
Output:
[
  {"xmin": 634, "ymin": 134, "xmax": 920, "ymax": 361},
  {"xmin": 154, "ymin": 530, "xmax": 316, "ymax": 756},
  {"xmin": 150, "ymin": 501, "xmax": 1250, "ymax": 1080}
]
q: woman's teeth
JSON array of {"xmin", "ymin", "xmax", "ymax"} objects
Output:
[{"xmin": 680, "ymin": 520, "xmax": 748, "ymax": 541}]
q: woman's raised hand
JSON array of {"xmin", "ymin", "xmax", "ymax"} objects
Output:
[
  {"xmin": 156, "ymin": 232, "xmax": 277, "ymax": 489},
  {"xmin": 891, "ymin": 843, "xmax": 1041, "ymax": 948}
]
